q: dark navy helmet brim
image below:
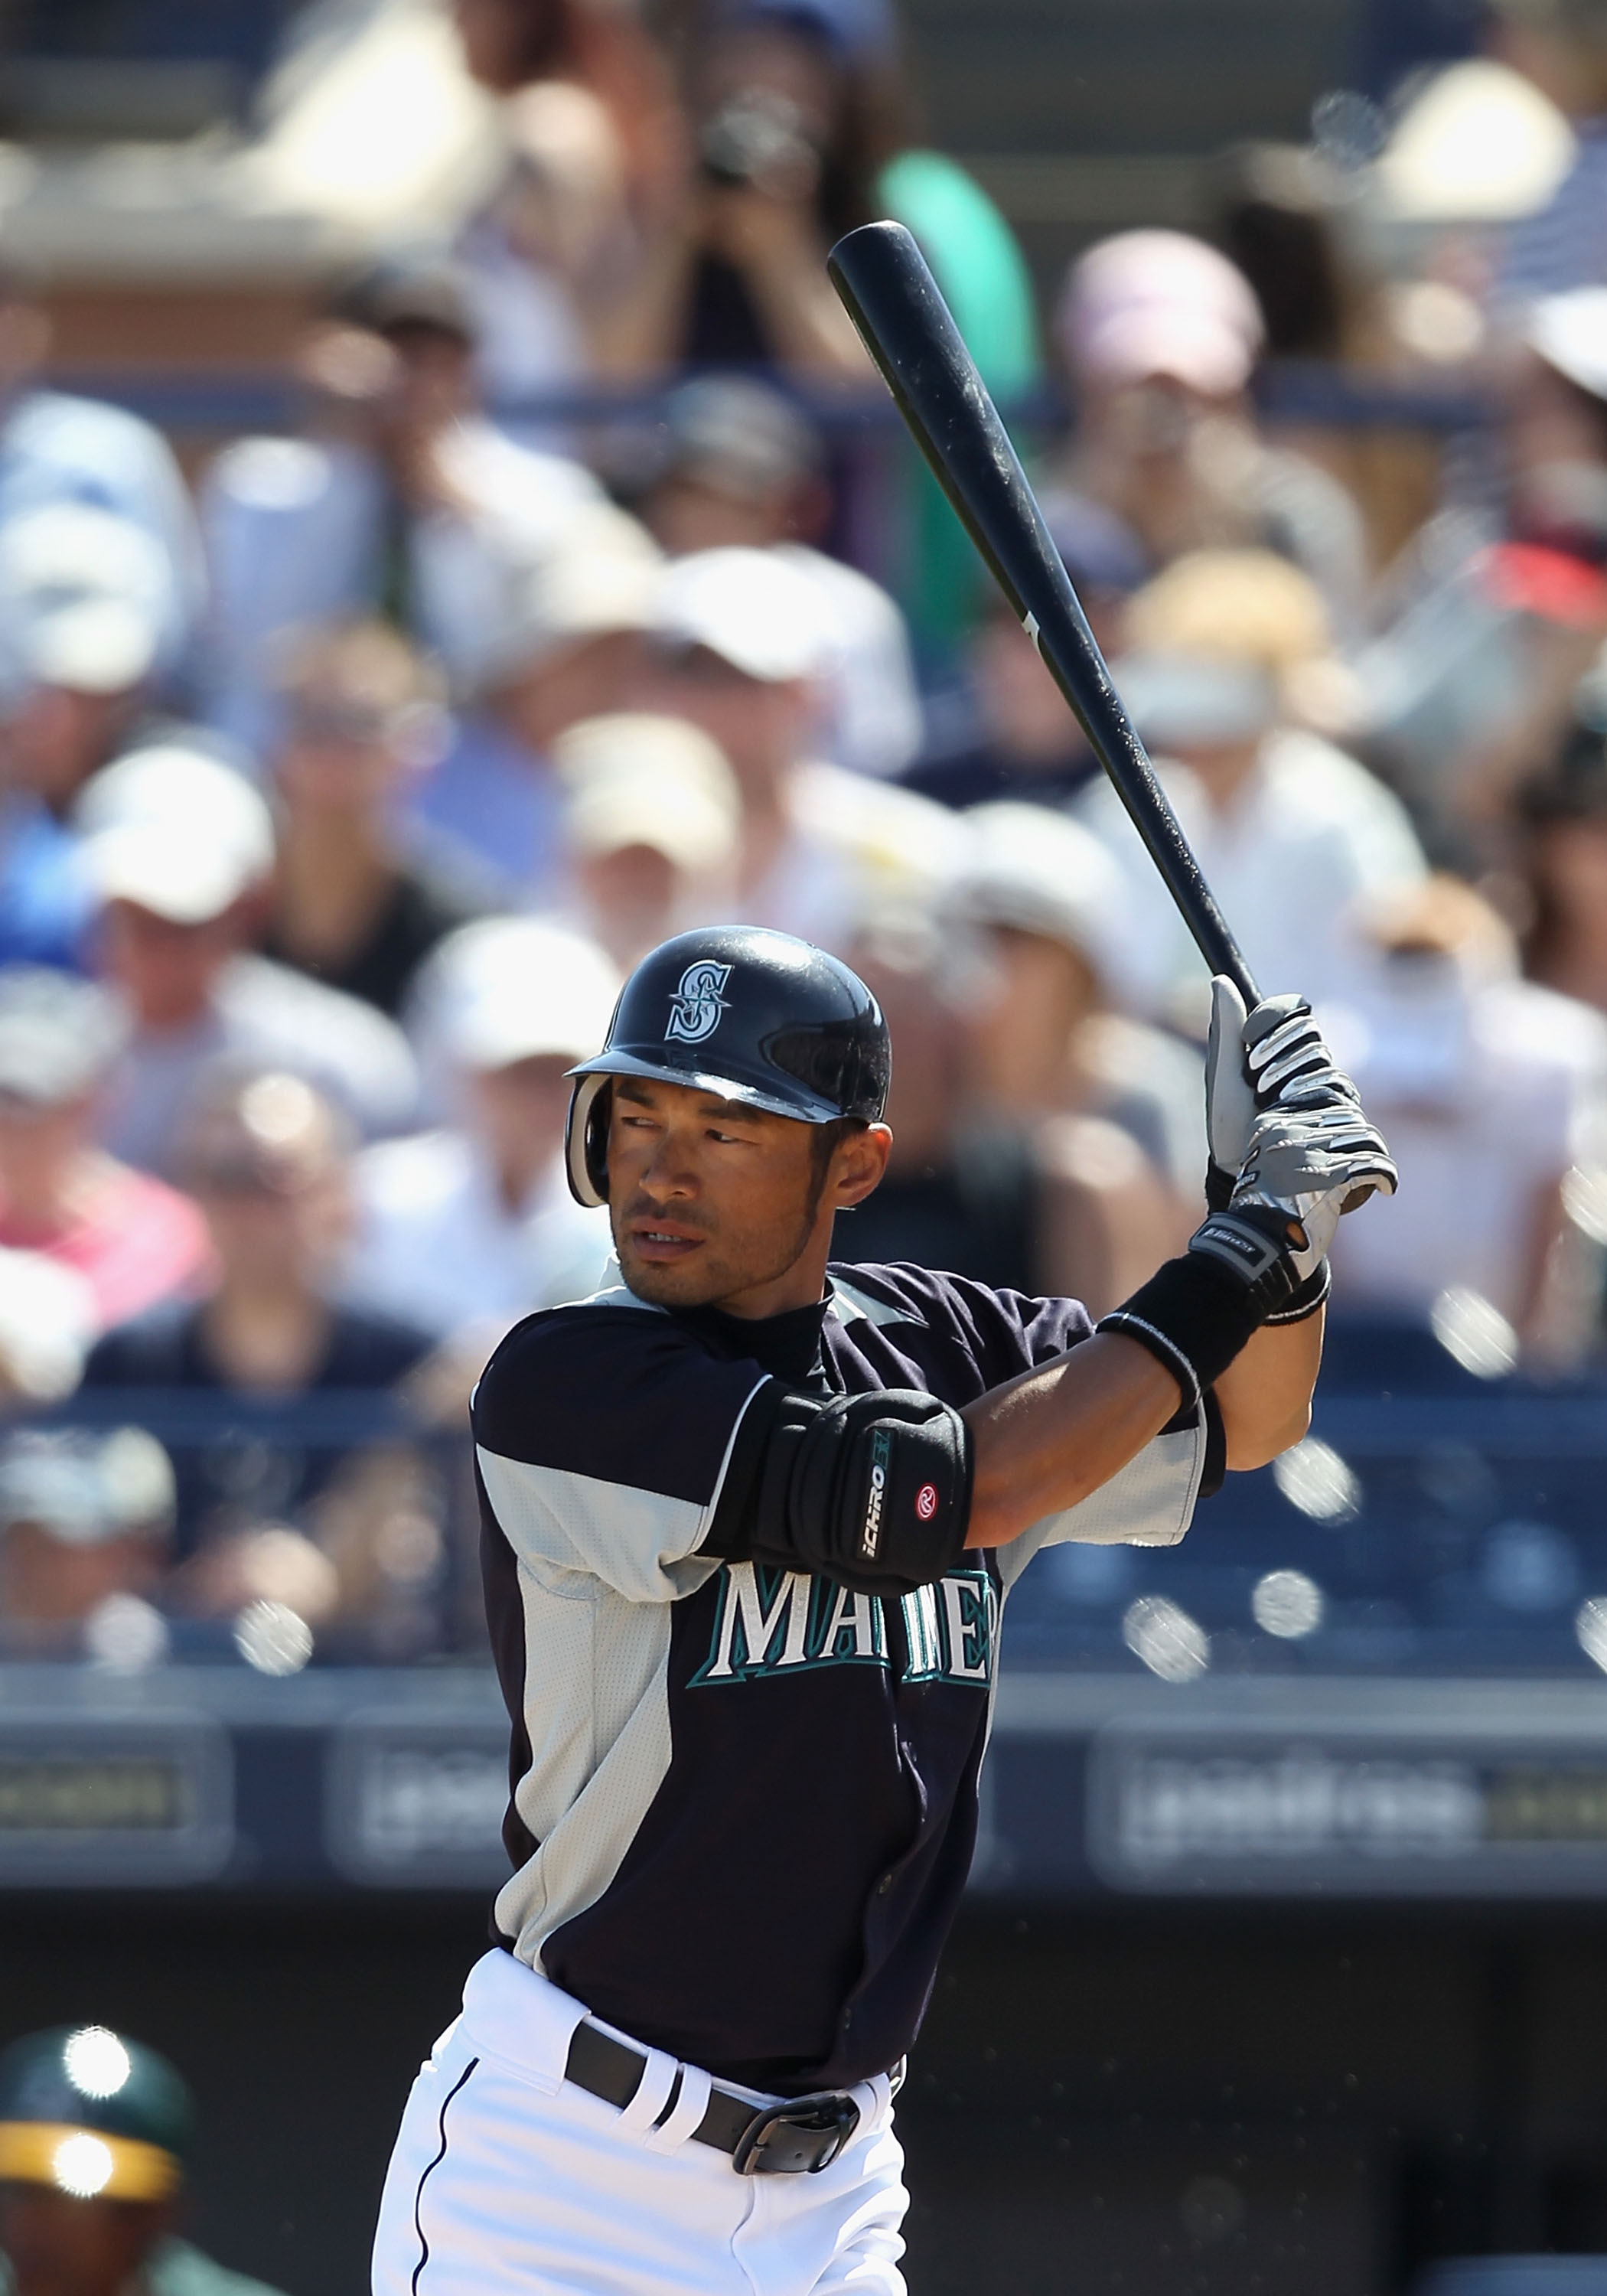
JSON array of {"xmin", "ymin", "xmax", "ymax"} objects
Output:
[{"xmin": 566, "ymin": 1048, "xmax": 843, "ymax": 1125}]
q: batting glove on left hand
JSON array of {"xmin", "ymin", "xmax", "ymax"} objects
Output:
[{"xmin": 1204, "ymin": 977, "xmax": 1367, "ymax": 1210}]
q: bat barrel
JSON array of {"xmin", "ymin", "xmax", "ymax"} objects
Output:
[{"xmin": 829, "ymin": 220, "xmax": 1260, "ymax": 1009}]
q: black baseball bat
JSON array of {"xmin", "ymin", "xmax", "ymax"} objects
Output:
[{"xmin": 827, "ymin": 218, "xmax": 1260, "ymax": 1007}]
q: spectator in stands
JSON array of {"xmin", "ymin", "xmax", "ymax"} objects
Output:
[
  {"xmin": 610, "ymin": 0, "xmax": 1035, "ymax": 381},
  {"xmin": 407, "ymin": 503, "xmax": 660, "ymax": 899},
  {"xmin": 598, "ymin": 0, "xmax": 875, "ymax": 377},
  {"xmin": 1048, "ymin": 230, "xmax": 1369, "ymax": 641},
  {"xmin": 833, "ymin": 875, "xmax": 1190, "ymax": 1315},
  {"xmin": 0, "ymin": 256, "xmax": 204, "ymax": 678},
  {"xmin": 1357, "ymin": 287, "xmax": 1607, "ymax": 847},
  {"xmin": 1520, "ymin": 718, "xmax": 1607, "ymax": 1012},
  {"xmin": 647, "ymin": 546, "xmax": 955, "ymax": 947},
  {"xmin": 904, "ymin": 497, "xmax": 1146, "ymax": 812},
  {"xmin": 634, "ymin": 374, "xmax": 922, "ymax": 778},
  {"xmin": 85, "ymin": 1071, "xmax": 434, "ymax": 1562},
  {"xmin": 549, "ymin": 713, "xmax": 741, "ymax": 967},
  {"xmin": 455, "ymin": 81, "xmax": 621, "ymax": 420},
  {"xmin": 0, "ymin": 969, "xmax": 210, "ymax": 1335},
  {"xmin": 0, "ymin": 1427, "xmax": 174, "ymax": 1655},
  {"xmin": 1078, "ymin": 549, "xmax": 1425, "ymax": 1027},
  {"xmin": 827, "ymin": 912, "xmax": 1017, "ymax": 1283},
  {"xmin": 200, "ymin": 253, "xmax": 600, "ymax": 751},
  {"xmin": 345, "ymin": 918, "xmax": 616, "ymax": 1344},
  {"xmin": 1502, "ymin": 290, "xmax": 1607, "ymax": 555},
  {"xmin": 0, "ymin": 2024, "xmax": 289, "ymax": 2296},
  {"xmin": 260, "ymin": 621, "xmax": 484, "ymax": 1019},
  {"xmin": 451, "ymin": 0, "xmax": 686, "ymax": 393},
  {"xmin": 945, "ymin": 804, "xmax": 1205, "ymax": 1199},
  {"xmin": 608, "ymin": 0, "xmax": 1040, "ymax": 645},
  {"xmin": 0, "ymin": 504, "xmax": 172, "ymax": 970},
  {"xmin": 1212, "ymin": 140, "xmax": 1352, "ymax": 365},
  {"xmin": 77, "ymin": 742, "xmax": 418, "ymax": 1174},
  {"xmin": 1325, "ymin": 874, "xmax": 1607, "ymax": 1349}
]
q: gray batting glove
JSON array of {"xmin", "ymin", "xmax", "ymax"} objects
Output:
[{"xmin": 1204, "ymin": 977, "xmax": 1364, "ymax": 1210}]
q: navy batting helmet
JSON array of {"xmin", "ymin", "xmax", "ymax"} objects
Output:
[{"xmin": 564, "ymin": 927, "xmax": 890, "ymax": 1208}]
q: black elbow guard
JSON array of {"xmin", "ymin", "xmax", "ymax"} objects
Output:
[{"xmin": 704, "ymin": 1387, "xmax": 973, "ymax": 1594}]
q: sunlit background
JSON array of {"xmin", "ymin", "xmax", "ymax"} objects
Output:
[{"xmin": 7, "ymin": 1, "xmax": 1607, "ymax": 2291}]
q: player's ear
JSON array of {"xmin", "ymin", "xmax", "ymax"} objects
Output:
[{"xmin": 833, "ymin": 1122, "xmax": 892, "ymax": 1209}]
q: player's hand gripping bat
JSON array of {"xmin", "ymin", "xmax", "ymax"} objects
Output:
[{"xmin": 826, "ymin": 217, "xmax": 1260, "ymax": 1009}]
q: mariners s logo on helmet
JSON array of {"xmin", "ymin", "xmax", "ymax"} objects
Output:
[{"xmin": 664, "ymin": 960, "xmax": 733, "ymax": 1045}]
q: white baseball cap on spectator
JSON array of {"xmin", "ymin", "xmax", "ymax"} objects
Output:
[
  {"xmin": 423, "ymin": 919, "xmax": 621, "ymax": 1073},
  {"xmin": 553, "ymin": 714, "xmax": 741, "ymax": 874},
  {"xmin": 477, "ymin": 506, "xmax": 661, "ymax": 691},
  {"xmin": 77, "ymin": 742, "xmax": 275, "ymax": 923},
  {"xmin": 654, "ymin": 547, "xmax": 833, "ymax": 683},
  {"xmin": 944, "ymin": 801, "xmax": 1134, "ymax": 989},
  {"xmin": 1055, "ymin": 230, "xmax": 1264, "ymax": 396},
  {"xmin": 0, "ymin": 503, "xmax": 169, "ymax": 696},
  {"xmin": 78, "ymin": 741, "xmax": 275, "ymax": 864},
  {"xmin": 83, "ymin": 822, "xmax": 266, "ymax": 926}
]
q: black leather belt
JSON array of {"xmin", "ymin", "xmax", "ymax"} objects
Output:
[{"xmin": 564, "ymin": 2020, "xmax": 861, "ymax": 2175}]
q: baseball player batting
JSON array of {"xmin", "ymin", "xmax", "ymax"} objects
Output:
[{"xmin": 371, "ymin": 922, "xmax": 1394, "ymax": 2295}]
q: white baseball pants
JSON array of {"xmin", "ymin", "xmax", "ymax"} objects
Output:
[{"xmin": 372, "ymin": 1949, "xmax": 908, "ymax": 2296}]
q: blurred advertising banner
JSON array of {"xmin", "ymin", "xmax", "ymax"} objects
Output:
[
  {"xmin": 0, "ymin": 1710, "xmax": 232, "ymax": 1884},
  {"xmin": 1087, "ymin": 1721, "xmax": 1607, "ymax": 1895}
]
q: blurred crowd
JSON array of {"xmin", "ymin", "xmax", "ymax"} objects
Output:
[{"xmin": 12, "ymin": 0, "xmax": 1607, "ymax": 1661}]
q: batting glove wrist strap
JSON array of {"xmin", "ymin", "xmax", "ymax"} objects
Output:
[
  {"xmin": 1097, "ymin": 1218, "xmax": 1294, "ymax": 1410},
  {"xmin": 1188, "ymin": 1206, "xmax": 1302, "ymax": 1319},
  {"xmin": 1261, "ymin": 1257, "xmax": 1331, "ymax": 1326}
]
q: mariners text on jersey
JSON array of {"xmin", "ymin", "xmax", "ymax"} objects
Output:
[{"xmin": 471, "ymin": 1259, "xmax": 1222, "ymax": 2097}]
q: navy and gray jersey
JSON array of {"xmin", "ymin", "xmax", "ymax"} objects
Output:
[{"xmin": 472, "ymin": 1258, "xmax": 1220, "ymax": 2095}]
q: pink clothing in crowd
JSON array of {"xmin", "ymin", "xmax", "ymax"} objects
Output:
[{"xmin": 0, "ymin": 1162, "xmax": 213, "ymax": 1332}]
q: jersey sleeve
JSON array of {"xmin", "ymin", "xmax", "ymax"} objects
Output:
[
  {"xmin": 856, "ymin": 1266, "xmax": 1097, "ymax": 1386},
  {"xmin": 881, "ymin": 1269, "xmax": 1217, "ymax": 1587},
  {"xmin": 995, "ymin": 1405, "xmax": 1214, "ymax": 1590},
  {"xmin": 472, "ymin": 1306, "xmax": 769, "ymax": 1603}
]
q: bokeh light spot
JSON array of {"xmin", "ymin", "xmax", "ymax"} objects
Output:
[
  {"xmin": 64, "ymin": 2027, "xmax": 130, "ymax": 2100},
  {"xmin": 1252, "ymin": 1568, "xmax": 1325, "ymax": 1639},
  {"xmin": 52, "ymin": 2134, "xmax": 113, "ymax": 2199}
]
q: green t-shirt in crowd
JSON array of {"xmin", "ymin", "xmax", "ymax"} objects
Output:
[{"xmin": 874, "ymin": 148, "xmax": 1044, "ymax": 656}]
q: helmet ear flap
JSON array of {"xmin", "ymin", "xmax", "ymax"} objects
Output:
[{"xmin": 565, "ymin": 1075, "xmax": 612, "ymax": 1208}]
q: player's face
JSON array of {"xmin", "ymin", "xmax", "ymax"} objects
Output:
[{"xmin": 606, "ymin": 1076, "xmax": 885, "ymax": 1316}]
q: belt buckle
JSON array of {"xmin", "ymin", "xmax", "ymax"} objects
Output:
[{"xmin": 731, "ymin": 2091, "xmax": 861, "ymax": 2176}]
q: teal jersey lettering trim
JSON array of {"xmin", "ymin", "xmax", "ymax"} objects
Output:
[{"xmin": 689, "ymin": 1561, "xmax": 997, "ymax": 1689}]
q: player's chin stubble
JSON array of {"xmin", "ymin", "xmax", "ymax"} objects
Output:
[{"xmin": 611, "ymin": 1202, "xmax": 818, "ymax": 1313}]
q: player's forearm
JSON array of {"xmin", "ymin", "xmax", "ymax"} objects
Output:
[
  {"xmin": 961, "ymin": 1332, "xmax": 1182, "ymax": 1550},
  {"xmin": 1214, "ymin": 1309, "xmax": 1322, "ymax": 1471}
]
